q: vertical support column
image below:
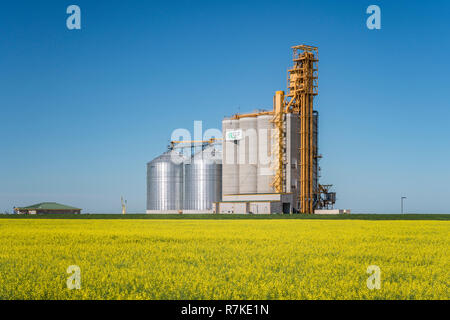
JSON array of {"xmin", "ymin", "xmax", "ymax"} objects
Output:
[
  {"xmin": 300, "ymin": 94, "xmax": 307, "ymax": 213},
  {"xmin": 270, "ymin": 91, "xmax": 285, "ymax": 193}
]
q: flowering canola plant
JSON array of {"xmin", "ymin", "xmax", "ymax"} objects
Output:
[{"xmin": 0, "ymin": 219, "xmax": 448, "ymax": 300}]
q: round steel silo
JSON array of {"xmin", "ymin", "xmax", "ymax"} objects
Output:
[
  {"xmin": 147, "ymin": 151, "xmax": 184, "ymax": 211},
  {"xmin": 256, "ymin": 114, "xmax": 275, "ymax": 194},
  {"xmin": 183, "ymin": 146, "xmax": 222, "ymax": 211},
  {"xmin": 222, "ymin": 118, "xmax": 239, "ymax": 195},
  {"xmin": 239, "ymin": 117, "xmax": 258, "ymax": 194}
]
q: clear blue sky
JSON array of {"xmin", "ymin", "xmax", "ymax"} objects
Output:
[{"xmin": 1, "ymin": 0, "xmax": 449, "ymax": 213}]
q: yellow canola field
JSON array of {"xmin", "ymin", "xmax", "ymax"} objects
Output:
[{"xmin": 0, "ymin": 219, "xmax": 448, "ymax": 300}]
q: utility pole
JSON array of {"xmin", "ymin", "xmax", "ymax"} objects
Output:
[
  {"xmin": 401, "ymin": 196, "xmax": 407, "ymax": 214},
  {"xmin": 121, "ymin": 196, "xmax": 127, "ymax": 215}
]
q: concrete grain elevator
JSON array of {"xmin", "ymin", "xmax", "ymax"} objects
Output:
[{"xmin": 147, "ymin": 45, "xmax": 336, "ymax": 214}]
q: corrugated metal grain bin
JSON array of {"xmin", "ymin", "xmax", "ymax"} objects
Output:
[
  {"xmin": 183, "ymin": 146, "xmax": 222, "ymax": 211},
  {"xmin": 147, "ymin": 151, "xmax": 184, "ymax": 211}
]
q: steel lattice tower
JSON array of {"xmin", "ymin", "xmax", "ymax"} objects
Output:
[{"xmin": 285, "ymin": 45, "xmax": 319, "ymax": 213}]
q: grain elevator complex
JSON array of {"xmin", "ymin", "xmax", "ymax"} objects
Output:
[{"xmin": 147, "ymin": 45, "xmax": 337, "ymax": 214}]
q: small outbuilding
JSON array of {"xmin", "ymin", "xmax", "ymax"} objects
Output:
[{"xmin": 14, "ymin": 202, "xmax": 82, "ymax": 215}]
